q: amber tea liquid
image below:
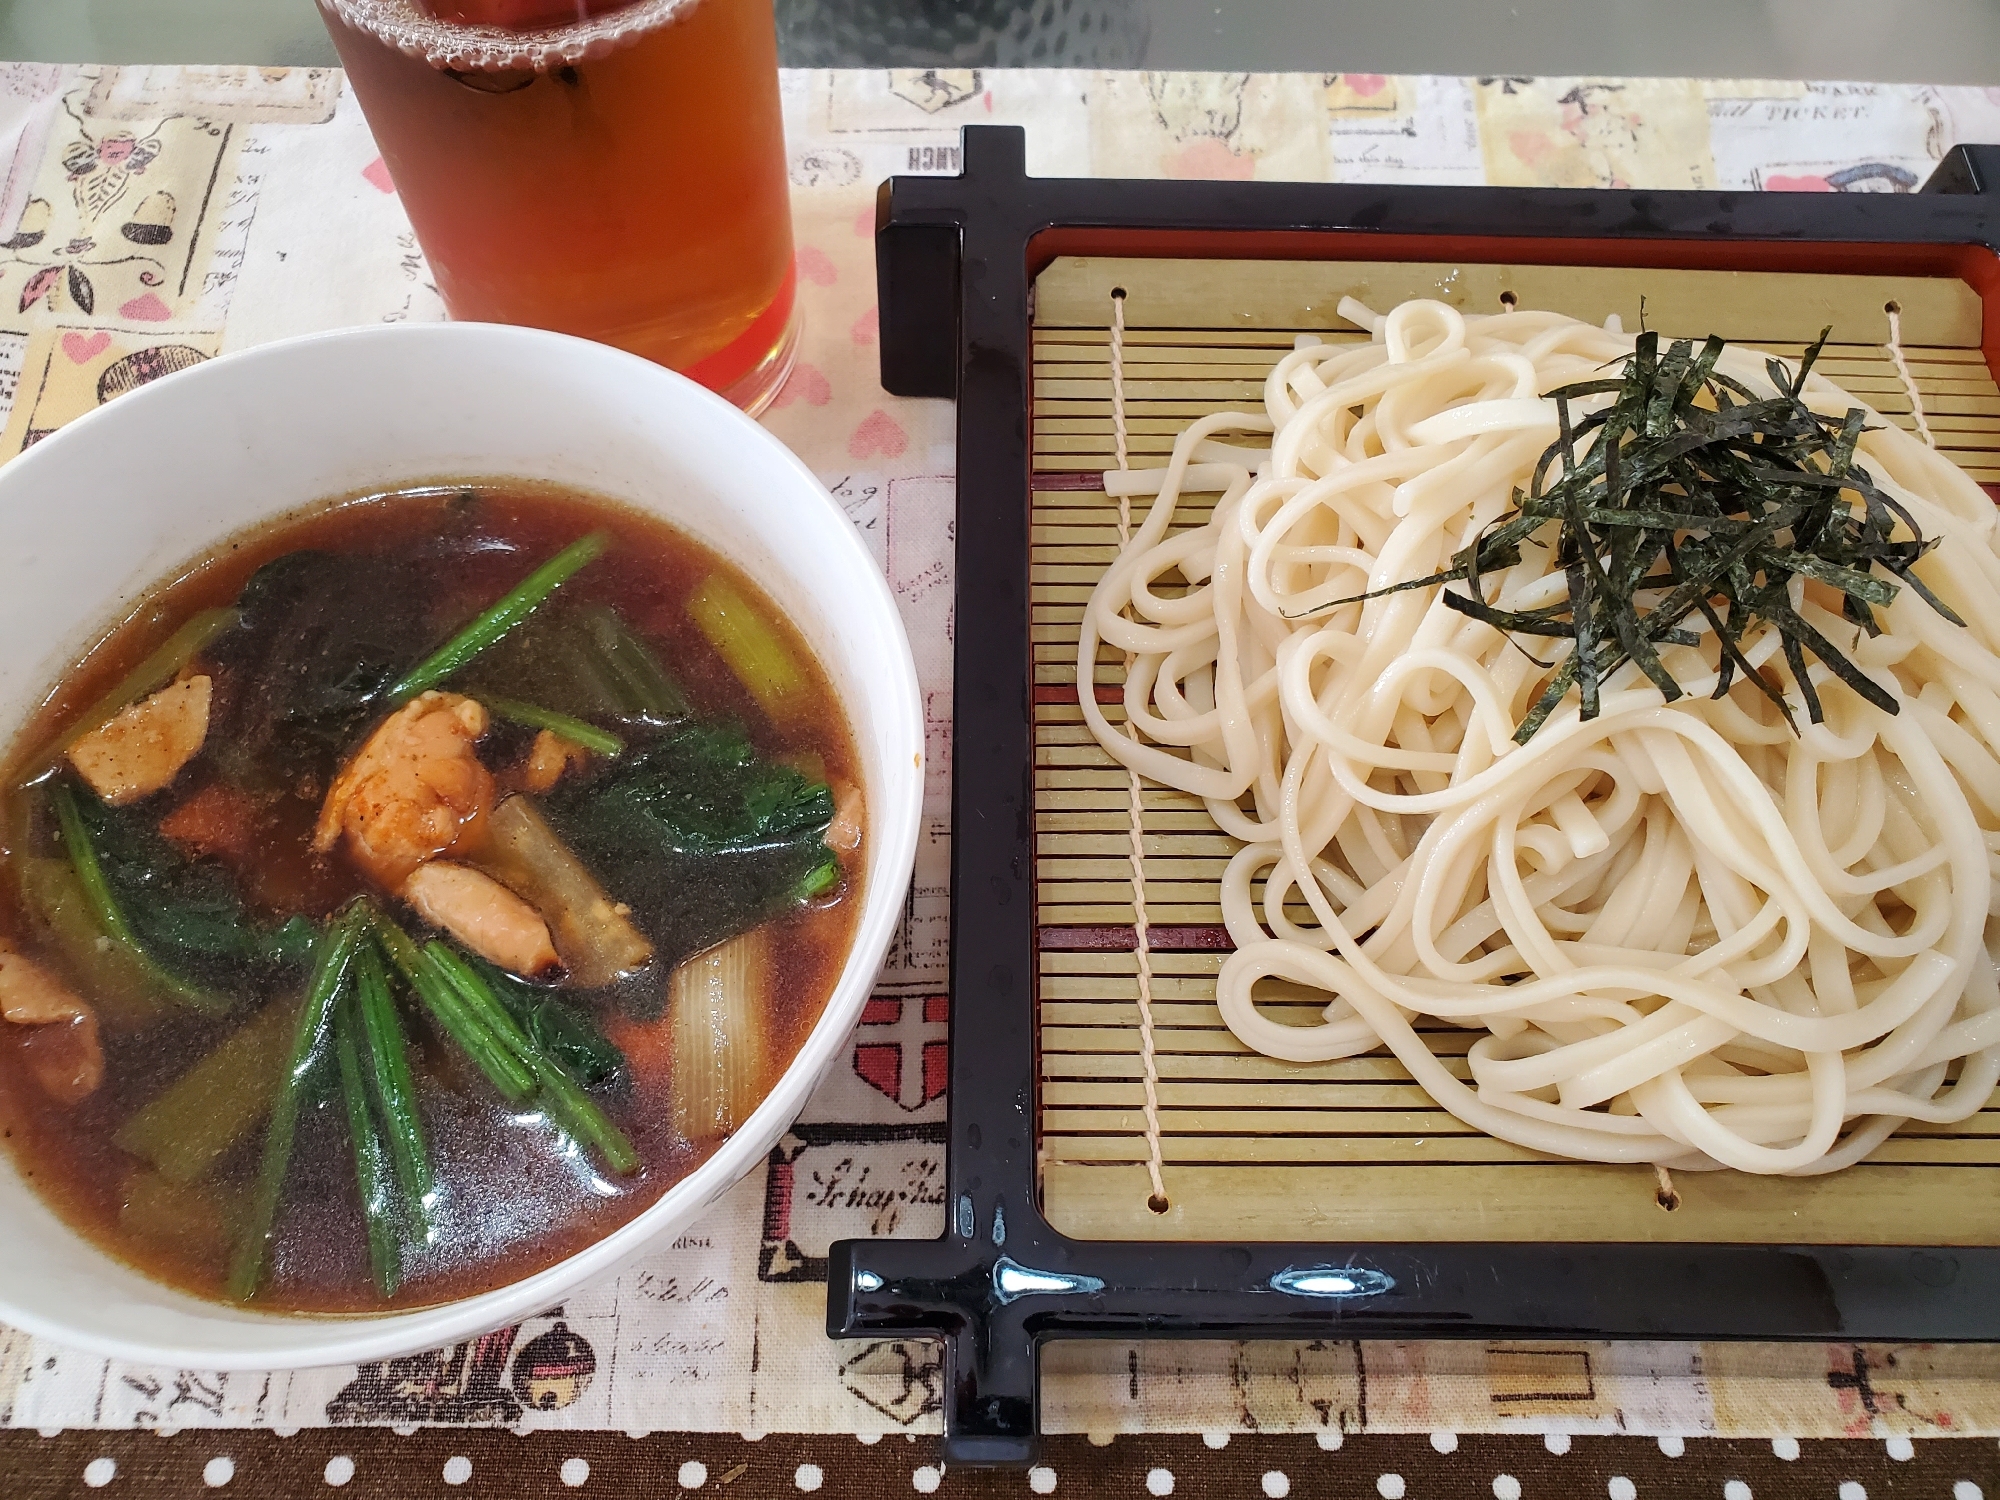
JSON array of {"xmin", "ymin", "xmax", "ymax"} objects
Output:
[{"xmin": 321, "ymin": 0, "xmax": 798, "ymax": 412}]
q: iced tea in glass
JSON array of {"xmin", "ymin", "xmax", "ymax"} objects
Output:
[{"xmin": 319, "ymin": 0, "xmax": 798, "ymax": 413}]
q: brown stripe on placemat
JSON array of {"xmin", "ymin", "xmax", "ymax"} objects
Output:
[
  {"xmin": 1036, "ymin": 684, "xmax": 1121, "ymax": 704},
  {"xmin": 1040, "ymin": 924, "xmax": 1234, "ymax": 951},
  {"xmin": 3, "ymin": 1428, "xmax": 1990, "ymax": 1500}
]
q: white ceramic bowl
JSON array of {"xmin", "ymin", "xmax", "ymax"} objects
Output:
[{"xmin": 0, "ymin": 322, "xmax": 923, "ymax": 1368}]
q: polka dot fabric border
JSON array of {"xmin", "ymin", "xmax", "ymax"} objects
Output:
[{"xmin": 5, "ymin": 1431, "xmax": 1997, "ymax": 1499}]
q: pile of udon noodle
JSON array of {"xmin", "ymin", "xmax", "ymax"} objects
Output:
[{"xmin": 1077, "ymin": 297, "xmax": 2000, "ymax": 1174}]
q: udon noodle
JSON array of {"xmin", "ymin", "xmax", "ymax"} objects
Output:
[{"xmin": 1076, "ymin": 297, "xmax": 2000, "ymax": 1175}]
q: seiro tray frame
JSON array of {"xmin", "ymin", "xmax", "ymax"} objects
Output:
[{"xmin": 828, "ymin": 124, "xmax": 2000, "ymax": 1466}]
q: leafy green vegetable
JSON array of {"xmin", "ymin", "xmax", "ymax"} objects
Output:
[
  {"xmin": 686, "ymin": 573, "xmax": 807, "ymax": 725},
  {"xmin": 1316, "ymin": 328, "xmax": 1964, "ymax": 741},
  {"xmin": 478, "ymin": 695, "xmax": 624, "ymax": 757},
  {"xmin": 228, "ymin": 905, "xmax": 364, "ymax": 1301},
  {"xmin": 374, "ymin": 913, "xmax": 535, "ymax": 1104},
  {"xmin": 579, "ymin": 605, "xmax": 686, "ymax": 721},
  {"xmin": 797, "ymin": 853, "xmax": 840, "ymax": 900},
  {"xmin": 465, "ymin": 601, "xmax": 685, "ymax": 728},
  {"xmin": 544, "ymin": 720, "xmax": 835, "ymax": 967},
  {"xmin": 208, "ymin": 550, "xmax": 428, "ymax": 788},
  {"xmin": 468, "ymin": 954, "xmax": 628, "ymax": 1092},
  {"xmin": 353, "ymin": 942, "xmax": 432, "ymax": 1239},
  {"xmin": 113, "ymin": 998, "xmax": 299, "ymax": 1183},
  {"xmin": 425, "ymin": 944, "xmax": 638, "ymax": 1175},
  {"xmin": 562, "ymin": 721, "xmax": 832, "ymax": 856},
  {"xmin": 333, "ymin": 986, "xmax": 402, "ymax": 1299},
  {"xmin": 63, "ymin": 787, "xmax": 313, "ymax": 982},
  {"xmin": 389, "ymin": 531, "xmax": 609, "ymax": 704},
  {"xmin": 51, "ymin": 783, "xmax": 230, "ymax": 1016},
  {"xmin": 374, "ymin": 909, "xmax": 635, "ymax": 1174},
  {"xmin": 14, "ymin": 855, "xmax": 170, "ymax": 1032}
]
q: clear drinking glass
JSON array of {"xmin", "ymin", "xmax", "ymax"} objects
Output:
[{"xmin": 319, "ymin": 0, "xmax": 799, "ymax": 413}]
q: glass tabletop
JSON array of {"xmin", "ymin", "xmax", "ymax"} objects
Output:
[{"xmin": 4, "ymin": 0, "xmax": 2000, "ymax": 83}]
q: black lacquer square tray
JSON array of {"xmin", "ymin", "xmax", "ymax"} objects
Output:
[{"xmin": 826, "ymin": 124, "xmax": 2000, "ymax": 1466}]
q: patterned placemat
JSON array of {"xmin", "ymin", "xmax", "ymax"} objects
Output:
[{"xmin": 2, "ymin": 58, "xmax": 2000, "ymax": 1484}]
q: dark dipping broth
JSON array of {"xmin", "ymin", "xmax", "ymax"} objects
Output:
[{"xmin": 0, "ymin": 485, "xmax": 862, "ymax": 1312}]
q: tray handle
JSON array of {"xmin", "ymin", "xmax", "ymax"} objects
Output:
[
  {"xmin": 1925, "ymin": 143, "xmax": 2000, "ymax": 194},
  {"xmin": 874, "ymin": 184, "xmax": 960, "ymax": 399}
]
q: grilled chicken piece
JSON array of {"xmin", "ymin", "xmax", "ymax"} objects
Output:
[
  {"xmin": 314, "ymin": 691, "xmax": 495, "ymax": 888},
  {"xmin": 0, "ymin": 944, "xmax": 102, "ymax": 1103},
  {"xmin": 400, "ymin": 861, "xmax": 561, "ymax": 977},
  {"xmin": 827, "ymin": 779, "xmax": 864, "ymax": 853},
  {"xmin": 520, "ymin": 730, "xmax": 590, "ymax": 794},
  {"xmin": 68, "ymin": 675, "xmax": 211, "ymax": 806}
]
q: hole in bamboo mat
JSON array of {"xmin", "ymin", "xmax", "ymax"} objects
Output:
[
  {"xmin": 1654, "ymin": 1166, "xmax": 1682, "ymax": 1213},
  {"xmin": 1147, "ymin": 1193, "xmax": 1170, "ymax": 1214},
  {"xmin": 1499, "ymin": 289, "xmax": 1518, "ymax": 308},
  {"xmin": 1886, "ymin": 298, "xmax": 1903, "ymax": 314}
]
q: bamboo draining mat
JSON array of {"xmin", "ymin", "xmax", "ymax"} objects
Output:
[{"xmin": 1031, "ymin": 255, "xmax": 2000, "ymax": 1245}]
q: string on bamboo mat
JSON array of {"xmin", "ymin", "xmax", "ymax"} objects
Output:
[
  {"xmin": 1109, "ymin": 287, "xmax": 1169, "ymax": 1214},
  {"xmin": 1885, "ymin": 299, "xmax": 1937, "ymax": 449}
]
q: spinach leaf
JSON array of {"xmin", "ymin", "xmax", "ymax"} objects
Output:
[
  {"xmin": 575, "ymin": 721, "xmax": 831, "ymax": 856},
  {"xmin": 463, "ymin": 601, "xmax": 686, "ymax": 728},
  {"xmin": 68, "ymin": 790, "xmax": 314, "ymax": 986},
  {"xmin": 208, "ymin": 550, "xmax": 427, "ymax": 790},
  {"xmin": 468, "ymin": 954, "xmax": 629, "ymax": 1092},
  {"xmin": 544, "ymin": 720, "xmax": 834, "ymax": 968}
]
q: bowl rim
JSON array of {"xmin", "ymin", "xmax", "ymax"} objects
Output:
[{"xmin": 0, "ymin": 320, "xmax": 926, "ymax": 1367}]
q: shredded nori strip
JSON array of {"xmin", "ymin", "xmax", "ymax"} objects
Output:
[{"xmin": 1318, "ymin": 327, "xmax": 1964, "ymax": 742}]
